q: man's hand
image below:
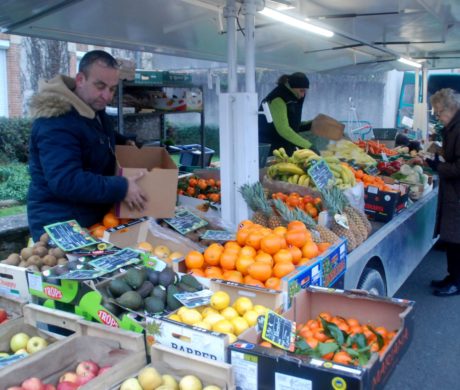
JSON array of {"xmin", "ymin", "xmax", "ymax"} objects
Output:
[{"xmin": 124, "ymin": 171, "xmax": 148, "ymax": 211}]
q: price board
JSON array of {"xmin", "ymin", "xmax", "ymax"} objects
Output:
[
  {"xmin": 364, "ymin": 165, "xmax": 379, "ymax": 176},
  {"xmin": 89, "ymin": 248, "xmax": 141, "ymax": 273},
  {"xmin": 261, "ymin": 311, "xmax": 296, "ymax": 351},
  {"xmin": 200, "ymin": 230, "xmax": 236, "ymax": 242},
  {"xmin": 45, "ymin": 220, "xmax": 97, "ymax": 252},
  {"xmin": 163, "ymin": 207, "xmax": 208, "ymax": 235},
  {"xmin": 51, "ymin": 268, "xmax": 106, "ymax": 280},
  {"xmin": 174, "ymin": 290, "xmax": 213, "ymax": 308},
  {"xmin": 307, "ymin": 159, "xmax": 335, "ymax": 190}
]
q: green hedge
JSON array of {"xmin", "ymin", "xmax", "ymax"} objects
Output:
[
  {"xmin": 169, "ymin": 123, "xmax": 220, "ymax": 155},
  {"xmin": 0, "ymin": 163, "xmax": 30, "ymax": 202},
  {"xmin": 0, "ymin": 117, "xmax": 32, "ymax": 163}
]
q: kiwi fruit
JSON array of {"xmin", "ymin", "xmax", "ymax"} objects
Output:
[
  {"xmin": 32, "ymin": 245, "xmax": 48, "ymax": 257},
  {"xmin": 27, "ymin": 255, "xmax": 42, "ymax": 266},
  {"xmin": 50, "ymin": 247, "xmax": 66, "ymax": 258},
  {"xmin": 41, "ymin": 265, "xmax": 51, "ymax": 272},
  {"xmin": 57, "ymin": 257, "xmax": 68, "ymax": 265},
  {"xmin": 26, "ymin": 264, "xmax": 39, "ymax": 272},
  {"xmin": 40, "ymin": 232, "xmax": 50, "ymax": 244},
  {"xmin": 3, "ymin": 253, "xmax": 21, "ymax": 266},
  {"xmin": 42, "ymin": 254, "xmax": 57, "ymax": 267},
  {"xmin": 18, "ymin": 260, "xmax": 28, "ymax": 268},
  {"xmin": 20, "ymin": 247, "xmax": 33, "ymax": 260}
]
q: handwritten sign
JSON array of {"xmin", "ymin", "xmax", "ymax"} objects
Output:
[
  {"xmin": 307, "ymin": 159, "xmax": 335, "ymax": 190},
  {"xmin": 51, "ymin": 268, "xmax": 106, "ymax": 280},
  {"xmin": 45, "ymin": 220, "xmax": 97, "ymax": 252},
  {"xmin": 261, "ymin": 311, "xmax": 296, "ymax": 351},
  {"xmin": 163, "ymin": 207, "xmax": 208, "ymax": 235},
  {"xmin": 174, "ymin": 290, "xmax": 213, "ymax": 308},
  {"xmin": 89, "ymin": 248, "xmax": 141, "ymax": 273},
  {"xmin": 200, "ymin": 230, "xmax": 236, "ymax": 242},
  {"xmin": 364, "ymin": 165, "xmax": 379, "ymax": 176}
]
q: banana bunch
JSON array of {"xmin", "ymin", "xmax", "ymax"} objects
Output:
[
  {"xmin": 267, "ymin": 162, "xmax": 311, "ymax": 186},
  {"xmin": 272, "ymin": 147, "xmax": 290, "ymax": 162}
]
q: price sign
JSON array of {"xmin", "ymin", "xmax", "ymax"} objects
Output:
[
  {"xmin": 174, "ymin": 290, "xmax": 213, "ymax": 308},
  {"xmin": 261, "ymin": 311, "xmax": 296, "ymax": 351},
  {"xmin": 365, "ymin": 165, "xmax": 379, "ymax": 176},
  {"xmin": 163, "ymin": 207, "xmax": 208, "ymax": 235},
  {"xmin": 200, "ymin": 230, "xmax": 236, "ymax": 242},
  {"xmin": 52, "ymin": 269, "xmax": 106, "ymax": 280},
  {"xmin": 45, "ymin": 220, "xmax": 97, "ymax": 252},
  {"xmin": 89, "ymin": 248, "xmax": 141, "ymax": 273},
  {"xmin": 307, "ymin": 160, "xmax": 335, "ymax": 190}
]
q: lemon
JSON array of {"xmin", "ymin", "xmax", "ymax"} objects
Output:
[
  {"xmin": 212, "ymin": 319, "xmax": 235, "ymax": 334},
  {"xmin": 201, "ymin": 307, "xmax": 218, "ymax": 317},
  {"xmin": 253, "ymin": 304, "xmax": 268, "ymax": 316},
  {"xmin": 243, "ymin": 309, "xmax": 259, "ymax": 327},
  {"xmin": 225, "ymin": 332, "xmax": 238, "ymax": 344},
  {"xmin": 220, "ymin": 306, "xmax": 239, "ymax": 321},
  {"xmin": 203, "ymin": 312, "xmax": 226, "ymax": 327},
  {"xmin": 231, "ymin": 316, "xmax": 249, "ymax": 336},
  {"xmin": 193, "ymin": 321, "xmax": 212, "ymax": 331},
  {"xmin": 232, "ymin": 297, "xmax": 253, "ymax": 315},
  {"xmin": 169, "ymin": 314, "xmax": 182, "ymax": 322},
  {"xmin": 177, "ymin": 306, "xmax": 189, "ymax": 318},
  {"xmin": 210, "ymin": 291, "xmax": 231, "ymax": 311},
  {"xmin": 180, "ymin": 309, "xmax": 202, "ymax": 325}
]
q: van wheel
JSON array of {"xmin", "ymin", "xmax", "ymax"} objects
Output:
[{"xmin": 357, "ymin": 268, "xmax": 386, "ymax": 296}]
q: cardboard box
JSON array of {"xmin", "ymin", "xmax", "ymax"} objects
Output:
[
  {"xmin": 114, "ymin": 145, "xmax": 178, "ymax": 219},
  {"xmin": 0, "ymin": 294, "xmax": 26, "ymax": 325},
  {"xmin": 229, "ymin": 287, "xmax": 414, "ymax": 390},
  {"xmin": 1, "ymin": 304, "xmax": 147, "ymax": 389},
  {"xmin": 364, "ymin": 184, "xmax": 409, "ymax": 222},
  {"xmin": 134, "ymin": 70, "xmax": 192, "ymax": 85},
  {"xmin": 0, "ymin": 263, "xmax": 30, "ymax": 300}
]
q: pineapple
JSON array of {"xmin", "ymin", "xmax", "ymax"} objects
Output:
[
  {"xmin": 335, "ymin": 189, "xmax": 370, "ymax": 243},
  {"xmin": 320, "ymin": 187, "xmax": 359, "ymax": 252}
]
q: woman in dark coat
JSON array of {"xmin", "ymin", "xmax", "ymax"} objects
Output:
[{"xmin": 427, "ymin": 88, "xmax": 460, "ymax": 296}]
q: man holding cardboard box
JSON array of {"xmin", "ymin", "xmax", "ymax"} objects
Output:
[{"xmin": 27, "ymin": 50, "xmax": 147, "ymax": 241}]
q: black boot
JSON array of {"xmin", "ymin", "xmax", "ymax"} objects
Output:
[
  {"xmin": 430, "ymin": 275, "xmax": 453, "ymax": 288},
  {"xmin": 433, "ymin": 282, "xmax": 460, "ymax": 297}
]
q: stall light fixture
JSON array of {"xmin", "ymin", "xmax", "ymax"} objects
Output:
[
  {"xmin": 398, "ymin": 57, "xmax": 422, "ymax": 68},
  {"xmin": 259, "ymin": 7, "xmax": 334, "ymax": 38}
]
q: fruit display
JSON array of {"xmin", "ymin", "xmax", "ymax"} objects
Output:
[
  {"xmin": 0, "ymin": 232, "xmax": 68, "ymax": 273},
  {"xmin": 259, "ymin": 311, "xmax": 397, "ymax": 367},
  {"xmin": 347, "ymin": 165, "xmax": 397, "ymax": 192},
  {"xmin": 1, "ymin": 332, "xmax": 49, "ymax": 359},
  {"xmin": 354, "ymin": 140, "xmax": 399, "ymax": 157},
  {"xmin": 101, "ymin": 266, "xmax": 202, "ymax": 315},
  {"xmin": 177, "ymin": 175, "xmax": 221, "ymax": 203},
  {"xmin": 271, "ymin": 192, "xmax": 323, "ymax": 219},
  {"xmin": 88, "ymin": 212, "xmax": 135, "ymax": 239},
  {"xmin": 167, "ymin": 291, "xmax": 269, "ymax": 343},
  {"xmin": 119, "ymin": 365, "xmax": 222, "ymax": 390},
  {"xmin": 136, "ymin": 241, "xmax": 184, "ymax": 263},
  {"xmin": 267, "ymin": 148, "xmax": 357, "ymax": 190},
  {"xmin": 321, "ymin": 139, "xmax": 377, "ymax": 166}
]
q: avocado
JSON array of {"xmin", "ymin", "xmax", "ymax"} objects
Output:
[
  {"xmin": 180, "ymin": 274, "xmax": 202, "ymax": 291},
  {"xmin": 159, "ymin": 267, "xmax": 177, "ymax": 287},
  {"xmin": 136, "ymin": 280, "xmax": 154, "ymax": 298},
  {"xmin": 108, "ymin": 278, "xmax": 132, "ymax": 298},
  {"xmin": 144, "ymin": 296, "xmax": 165, "ymax": 315},
  {"xmin": 116, "ymin": 290, "xmax": 144, "ymax": 310},
  {"xmin": 166, "ymin": 284, "xmax": 182, "ymax": 311},
  {"xmin": 147, "ymin": 269, "xmax": 160, "ymax": 286},
  {"xmin": 150, "ymin": 285, "xmax": 167, "ymax": 303},
  {"xmin": 124, "ymin": 268, "xmax": 147, "ymax": 289},
  {"xmin": 177, "ymin": 282, "xmax": 197, "ymax": 293}
]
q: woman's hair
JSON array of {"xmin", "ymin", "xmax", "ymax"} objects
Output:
[
  {"xmin": 430, "ymin": 88, "xmax": 460, "ymax": 111},
  {"xmin": 277, "ymin": 72, "xmax": 309, "ymax": 88},
  {"xmin": 277, "ymin": 74, "xmax": 290, "ymax": 85}
]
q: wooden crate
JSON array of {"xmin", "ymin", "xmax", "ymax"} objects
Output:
[{"xmin": 0, "ymin": 294, "xmax": 26, "ymax": 325}]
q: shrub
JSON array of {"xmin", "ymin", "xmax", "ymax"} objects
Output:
[
  {"xmin": 169, "ymin": 123, "xmax": 220, "ymax": 154},
  {"xmin": 0, "ymin": 163, "xmax": 30, "ymax": 202},
  {"xmin": 0, "ymin": 117, "xmax": 33, "ymax": 163}
]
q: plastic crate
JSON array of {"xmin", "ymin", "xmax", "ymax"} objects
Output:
[
  {"xmin": 259, "ymin": 143, "xmax": 271, "ymax": 168},
  {"xmin": 177, "ymin": 144, "xmax": 215, "ymax": 167}
]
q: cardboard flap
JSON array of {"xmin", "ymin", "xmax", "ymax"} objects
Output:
[
  {"xmin": 116, "ymin": 145, "xmax": 177, "ymax": 170},
  {"xmin": 311, "ymin": 114, "xmax": 345, "ymax": 140}
]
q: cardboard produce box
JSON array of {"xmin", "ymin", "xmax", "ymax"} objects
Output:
[
  {"xmin": 114, "ymin": 145, "xmax": 178, "ymax": 219},
  {"xmin": 364, "ymin": 184, "xmax": 409, "ymax": 222},
  {"xmin": 229, "ymin": 287, "xmax": 414, "ymax": 390},
  {"xmin": 0, "ymin": 262, "xmax": 30, "ymax": 300},
  {"xmin": 1, "ymin": 304, "xmax": 147, "ymax": 389},
  {"xmin": 0, "ymin": 294, "xmax": 26, "ymax": 326}
]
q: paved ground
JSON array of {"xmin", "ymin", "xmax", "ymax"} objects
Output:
[{"xmin": 384, "ymin": 248, "xmax": 460, "ymax": 389}]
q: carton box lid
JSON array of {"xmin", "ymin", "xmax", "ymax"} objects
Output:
[{"xmin": 115, "ymin": 145, "xmax": 177, "ymax": 170}]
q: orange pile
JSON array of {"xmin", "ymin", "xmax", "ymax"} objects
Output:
[
  {"xmin": 178, "ymin": 176, "xmax": 221, "ymax": 203},
  {"xmin": 88, "ymin": 212, "xmax": 132, "ymax": 239},
  {"xmin": 184, "ymin": 220, "xmax": 331, "ymax": 290},
  {"xmin": 345, "ymin": 163, "xmax": 396, "ymax": 192},
  {"xmin": 271, "ymin": 192, "xmax": 322, "ymax": 219}
]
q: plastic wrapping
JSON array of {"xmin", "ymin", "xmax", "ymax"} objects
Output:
[
  {"xmin": 343, "ymin": 182, "xmax": 365, "ymax": 212},
  {"xmin": 148, "ymin": 218, "xmax": 204, "ymax": 251}
]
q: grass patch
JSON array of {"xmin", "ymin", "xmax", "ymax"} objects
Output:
[{"xmin": 0, "ymin": 204, "xmax": 27, "ymax": 217}]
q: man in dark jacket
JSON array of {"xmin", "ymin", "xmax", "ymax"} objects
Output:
[
  {"xmin": 258, "ymin": 72, "xmax": 313, "ymax": 155},
  {"xmin": 27, "ymin": 50, "xmax": 147, "ymax": 241}
]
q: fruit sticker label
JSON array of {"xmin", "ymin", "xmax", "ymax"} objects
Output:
[
  {"xmin": 261, "ymin": 311, "xmax": 296, "ymax": 351},
  {"xmin": 89, "ymin": 248, "xmax": 141, "ymax": 273},
  {"xmin": 163, "ymin": 207, "xmax": 208, "ymax": 235},
  {"xmin": 0, "ymin": 353, "xmax": 28, "ymax": 368},
  {"xmin": 200, "ymin": 230, "xmax": 236, "ymax": 242},
  {"xmin": 307, "ymin": 159, "xmax": 335, "ymax": 190},
  {"xmin": 45, "ymin": 220, "xmax": 97, "ymax": 251},
  {"xmin": 174, "ymin": 289, "xmax": 213, "ymax": 308}
]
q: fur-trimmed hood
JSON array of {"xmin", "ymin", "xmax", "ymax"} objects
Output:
[{"xmin": 29, "ymin": 75, "xmax": 96, "ymax": 119}]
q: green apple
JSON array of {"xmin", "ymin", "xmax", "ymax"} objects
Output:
[
  {"xmin": 26, "ymin": 336, "xmax": 48, "ymax": 354},
  {"xmin": 120, "ymin": 377, "xmax": 143, "ymax": 390},
  {"xmin": 0, "ymin": 352, "xmax": 9, "ymax": 358},
  {"xmin": 10, "ymin": 332, "xmax": 30, "ymax": 353},
  {"xmin": 14, "ymin": 348, "xmax": 28, "ymax": 355}
]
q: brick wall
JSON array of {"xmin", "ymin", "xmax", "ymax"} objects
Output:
[{"xmin": 6, "ymin": 38, "xmax": 22, "ymax": 117}]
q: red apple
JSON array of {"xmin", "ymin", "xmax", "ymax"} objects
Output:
[
  {"xmin": 76, "ymin": 371, "xmax": 96, "ymax": 386},
  {"xmin": 97, "ymin": 365, "xmax": 112, "ymax": 376},
  {"xmin": 58, "ymin": 372, "xmax": 78, "ymax": 384},
  {"xmin": 0, "ymin": 308, "xmax": 7, "ymax": 323},
  {"xmin": 22, "ymin": 377, "xmax": 45, "ymax": 390},
  {"xmin": 44, "ymin": 385, "xmax": 56, "ymax": 390},
  {"xmin": 56, "ymin": 383, "xmax": 78, "ymax": 390},
  {"xmin": 75, "ymin": 360, "xmax": 99, "ymax": 377}
]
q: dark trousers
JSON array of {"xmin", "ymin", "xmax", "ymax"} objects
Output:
[{"xmin": 445, "ymin": 242, "xmax": 460, "ymax": 283}]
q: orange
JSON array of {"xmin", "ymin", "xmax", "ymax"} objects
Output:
[
  {"xmin": 220, "ymin": 251, "xmax": 237, "ymax": 270},
  {"xmin": 245, "ymin": 231, "xmax": 264, "ymax": 250},
  {"xmin": 238, "ymin": 219, "xmax": 254, "ymax": 230},
  {"xmin": 224, "ymin": 241, "xmax": 241, "ymax": 254},
  {"xmin": 287, "ymin": 220, "xmax": 307, "ymax": 231},
  {"xmin": 301, "ymin": 241, "xmax": 319, "ymax": 259},
  {"xmin": 288, "ymin": 246, "xmax": 303, "ymax": 264},
  {"xmin": 254, "ymin": 251, "xmax": 274, "ymax": 266},
  {"xmin": 313, "ymin": 329, "xmax": 328, "ymax": 342},
  {"xmin": 188, "ymin": 268, "xmax": 205, "ymax": 277},
  {"xmin": 204, "ymin": 266, "xmax": 224, "ymax": 279},
  {"xmin": 259, "ymin": 341, "xmax": 272, "ymax": 348},
  {"xmin": 299, "ymin": 326, "xmax": 313, "ymax": 339},
  {"xmin": 317, "ymin": 242, "xmax": 331, "ymax": 254},
  {"xmin": 88, "ymin": 223, "xmax": 102, "ymax": 232},
  {"xmin": 259, "ymin": 234, "xmax": 282, "ymax": 254},
  {"xmin": 332, "ymin": 351, "xmax": 352, "ymax": 365},
  {"xmin": 102, "ymin": 212, "xmax": 120, "ymax": 228},
  {"xmin": 305, "ymin": 337, "xmax": 319, "ymax": 349},
  {"xmin": 346, "ymin": 318, "xmax": 360, "ymax": 328},
  {"xmin": 185, "ymin": 251, "xmax": 205, "ymax": 269},
  {"xmin": 297, "ymin": 257, "xmax": 312, "ymax": 266},
  {"xmin": 91, "ymin": 225, "xmax": 106, "ymax": 239},
  {"xmin": 236, "ymin": 228, "xmax": 251, "ymax": 246},
  {"xmin": 272, "ymin": 226, "xmax": 287, "ymax": 237},
  {"xmin": 236, "ymin": 255, "xmax": 255, "ymax": 275},
  {"xmin": 247, "ymin": 261, "xmax": 272, "ymax": 282},
  {"xmin": 265, "ymin": 277, "xmax": 281, "ymax": 290},
  {"xmin": 223, "ymin": 270, "xmax": 244, "ymax": 283},
  {"xmin": 204, "ymin": 243, "xmax": 224, "ymax": 266},
  {"xmin": 244, "ymin": 277, "xmax": 265, "ymax": 288},
  {"xmin": 318, "ymin": 312, "xmax": 332, "ymax": 321},
  {"xmin": 240, "ymin": 245, "xmax": 257, "ymax": 258},
  {"xmin": 273, "ymin": 262, "xmax": 295, "ymax": 278},
  {"xmin": 137, "ymin": 241, "xmax": 154, "ymax": 253},
  {"xmin": 273, "ymin": 249, "xmax": 293, "ymax": 264},
  {"xmin": 285, "ymin": 229, "xmax": 308, "ymax": 248}
]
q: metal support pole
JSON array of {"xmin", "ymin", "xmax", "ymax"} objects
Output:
[
  {"xmin": 242, "ymin": 0, "xmax": 257, "ymax": 93},
  {"xmin": 117, "ymin": 81, "xmax": 124, "ymax": 134},
  {"xmin": 224, "ymin": 0, "xmax": 238, "ymax": 93}
]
